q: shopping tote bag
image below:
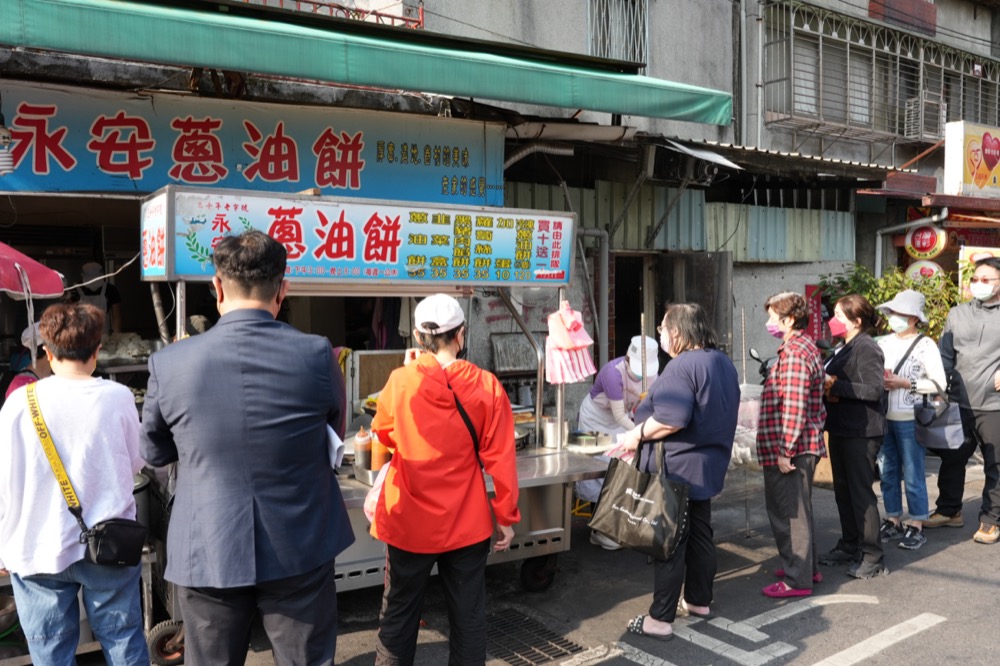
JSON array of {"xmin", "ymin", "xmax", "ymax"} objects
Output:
[{"xmin": 589, "ymin": 441, "xmax": 690, "ymax": 560}]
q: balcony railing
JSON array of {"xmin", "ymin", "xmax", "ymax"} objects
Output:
[{"xmin": 233, "ymin": 1, "xmax": 424, "ymax": 29}]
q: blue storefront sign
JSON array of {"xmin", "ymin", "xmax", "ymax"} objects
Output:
[
  {"xmin": 0, "ymin": 80, "xmax": 505, "ymax": 205},
  {"xmin": 141, "ymin": 186, "xmax": 575, "ymax": 288}
]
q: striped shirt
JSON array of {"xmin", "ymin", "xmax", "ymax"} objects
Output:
[{"xmin": 756, "ymin": 332, "xmax": 827, "ymax": 466}]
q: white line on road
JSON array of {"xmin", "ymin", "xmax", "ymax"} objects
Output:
[
  {"xmin": 743, "ymin": 594, "xmax": 879, "ymax": 629},
  {"xmin": 810, "ymin": 612, "xmax": 947, "ymax": 666}
]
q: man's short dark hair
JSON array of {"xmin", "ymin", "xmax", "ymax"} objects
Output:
[
  {"xmin": 212, "ymin": 231, "xmax": 286, "ymax": 301},
  {"xmin": 975, "ymin": 256, "xmax": 1000, "ymax": 275}
]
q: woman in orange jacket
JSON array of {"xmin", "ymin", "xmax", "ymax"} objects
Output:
[{"xmin": 371, "ymin": 293, "xmax": 520, "ymax": 666}]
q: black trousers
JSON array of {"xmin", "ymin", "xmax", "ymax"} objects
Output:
[
  {"xmin": 649, "ymin": 499, "xmax": 714, "ymax": 623},
  {"xmin": 828, "ymin": 435, "xmax": 883, "ymax": 563},
  {"xmin": 176, "ymin": 560, "xmax": 337, "ymax": 666},
  {"xmin": 929, "ymin": 408, "xmax": 1000, "ymax": 525},
  {"xmin": 375, "ymin": 539, "xmax": 490, "ymax": 666},
  {"xmin": 927, "ymin": 407, "xmax": 978, "ymax": 517},
  {"xmin": 764, "ymin": 454, "xmax": 819, "ymax": 590}
]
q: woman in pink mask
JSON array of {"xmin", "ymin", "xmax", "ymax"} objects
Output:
[
  {"xmin": 819, "ymin": 295, "xmax": 888, "ymax": 579},
  {"xmin": 756, "ymin": 292, "xmax": 828, "ymax": 598}
]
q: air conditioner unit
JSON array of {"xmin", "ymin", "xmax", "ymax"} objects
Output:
[{"xmin": 904, "ymin": 94, "xmax": 947, "ymax": 141}]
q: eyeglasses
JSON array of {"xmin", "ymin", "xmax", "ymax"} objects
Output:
[{"xmin": 969, "ymin": 276, "xmax": 1000, "ymax": 284}]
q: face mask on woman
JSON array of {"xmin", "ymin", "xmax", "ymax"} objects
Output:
[
  {"xmin": 970, "ymin": 280, "xmax": 997, "ymax": 302},
  {"xmin": 765, "ymin": 322, "xmax": 784, "ymax": 339},
  {"xmin": 659, "ymin": 331, "xmax": 671, "ymax": 354},
  {"xmin": 887, "ymin": 314, "xmax": 910, "ymax": 334}
]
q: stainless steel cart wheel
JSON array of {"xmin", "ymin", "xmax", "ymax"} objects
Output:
[
  {"xmin": 147, "ymin": 620, "xmax": 184, "ymax": 665},
  {"xmin": 520, "ymin": 554, "xmax": 557, "ymax": 592}
]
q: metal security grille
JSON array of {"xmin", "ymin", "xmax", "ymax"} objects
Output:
[
  {"xmin": 589, "ymin": 0, "xmax": 648, "ymax": 69},
  {"xmin": 486, "ymin": 608, "xmax": 585, "ymax": 666},
  {"xmin": 763, "ymin": 0, "xmax": 1000, "ymax": 144}
]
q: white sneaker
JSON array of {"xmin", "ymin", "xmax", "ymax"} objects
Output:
[{"xmin": 589, "ymin": 531, "xmax": 622, "ymax": 551}]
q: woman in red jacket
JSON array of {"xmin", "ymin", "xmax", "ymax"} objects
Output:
[{"xmin": 371, "ymin": 294, "xmax": 520, "ymax": 666}]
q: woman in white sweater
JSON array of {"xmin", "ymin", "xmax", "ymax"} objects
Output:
[
  {"xmin": 876, "ymin": 290, "xmax": 947, "ymax": 551},
  {"xmin": 0, "ymin": 303, "xmax": 148, "ymax": 665}
]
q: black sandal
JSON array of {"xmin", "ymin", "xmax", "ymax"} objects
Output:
[{"xmin": 626, "ymin": 615, "xmax": 674, "ymax": 641}]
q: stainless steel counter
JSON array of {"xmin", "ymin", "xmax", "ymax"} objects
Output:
[
  {"xmin": 337, "ymin": 448, "xmax": 607, "ymax": 509},
  {"xmin": 334, "ymin": 447, "xmax": 607, "ymax": 592}
]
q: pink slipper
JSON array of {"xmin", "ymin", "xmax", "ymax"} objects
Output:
[
  {"xmin": 774, "ymin": 569, "xmax": 823, "ymax": 584},
  {"xmin": 762, "ymin": 581, "xmax": 812, "ymax": 598}
]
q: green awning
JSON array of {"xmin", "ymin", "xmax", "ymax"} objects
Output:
[{"xmin": 0, "ymin": 0, "xmax": 732, "ymax": 126}]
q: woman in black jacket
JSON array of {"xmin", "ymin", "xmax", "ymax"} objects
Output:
[{"xmin": 820, "ymin": 294, "xmax": 888, "ymax": 578}]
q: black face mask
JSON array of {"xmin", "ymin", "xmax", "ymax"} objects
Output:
[{"xmin": 456, "ymin": 328, "xmax": 468, "ymax": 360}]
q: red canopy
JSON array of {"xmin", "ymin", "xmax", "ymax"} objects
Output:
[{"xmin": 0, "ymin": 242, "xmax": 64, "ymax": 300}]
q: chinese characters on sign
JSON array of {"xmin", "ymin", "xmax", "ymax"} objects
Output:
[
  {"xmin": 2, "ymin": 80, "xmax": 504, "ymax": 205},
  {"xmin": 141, "ymin": 187, "xmax": 574, "ymax": 287}
]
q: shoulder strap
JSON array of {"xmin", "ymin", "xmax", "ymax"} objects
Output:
[
  {"xmin": 445, "ymin": 378, "xmax": 482, "ymax": 467},
  {"xmin": 26, "ymin": 384, "xmax": 89, "ymax": 532},
  {"xmin": 892, "ymin": 333, "xmax": 925, "ymax": 376}
]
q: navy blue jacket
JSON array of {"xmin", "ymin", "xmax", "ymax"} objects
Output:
[{"xmin": 141, "ymin": 308, "xmax": 354, "ymax": 587}]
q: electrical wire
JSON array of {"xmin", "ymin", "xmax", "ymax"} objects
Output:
[
  {"xmin": 827, "ymin": 0, "xmax": 1000, "ymax": 53},
  {"xmin": 714, "ymin": 175, "xmax": 758, "ymax": 253},
  {"xmin": 64, "ymin": 251, "xmax": 141, "ymax": 292},
  {"xmin": 419, "ymin": 7, "xmax": 540, "ymax": 46}
]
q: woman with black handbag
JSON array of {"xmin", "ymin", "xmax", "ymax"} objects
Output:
[
  {"xmin": 875, "ymin": 290, "xmax": 946, "ymax": 551},
  {"xmin": 0, "ymin": 303, "xmax": 148, "ymax": 665},
  {"xmin": 617, "ymin": 303, "xmax": 740, "ymax": 641}
]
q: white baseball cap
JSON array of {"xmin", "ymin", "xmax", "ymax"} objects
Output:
[
  {"xmin": 414, "ymin": 294, "xmax": 465, "ymax": 334},
  {"xmin": 627, "ymin": 335, "xmax": 659, "ymax": 378}
]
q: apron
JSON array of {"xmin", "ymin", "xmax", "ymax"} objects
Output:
[{"xmin": 76, "ymin": 283, "xmax": 110, "ymax": 334}]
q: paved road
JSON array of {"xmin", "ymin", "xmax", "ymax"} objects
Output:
[
  {"xmin": 67, "ymin": 456, "xmax": 993, "ymax": 665},
  {"xmin": 328, "ymin": 457, "xmax": 993, "ymax": 666}
]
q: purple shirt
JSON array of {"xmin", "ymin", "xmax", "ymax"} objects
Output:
[{"xmin": 589, "ymin": 356, "xmax": 628, "ymax": 400}]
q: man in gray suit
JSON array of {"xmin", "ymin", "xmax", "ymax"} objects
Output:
[{"xmin": 141, "ymin": 231, "xmax": 354, "ymax": 665}]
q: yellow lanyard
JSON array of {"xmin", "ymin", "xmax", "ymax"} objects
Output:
[{"xmin": 26, "ymin": 383, "xmax": 83, "ymax": 512}]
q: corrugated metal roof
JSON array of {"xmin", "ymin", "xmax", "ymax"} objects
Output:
[
  {"xmin": 505, "ymin": 182, "xmax": 855, "ymax": 261},
  {"xmin": 705, "ymin": 203, "xmax": 854, "ymax": 262},
  {"xmin": 668, "ymin": 139, "xmax": 916, "ymax": 179}
]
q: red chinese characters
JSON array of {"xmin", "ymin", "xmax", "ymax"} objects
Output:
[
  {"xmin": 312, "ymin": 129, "xmax": 365, "ymax": 190},
  {"xmin": 168, "ymin": 116, "xmax": 229, "ymax": 184},
  {"xmin": 267, "ymin": 207, "xmax": 308, "ymax": 261},
  {"xmin": 142, "ymin": 227, "xmax": 167, "ymax": 270},
  {"xmin": 314, "ymin": 210, "xmax": 356, "ymax": 261},
  {"xmin": 211, "ymin": 214, "xmax": 231, "ymax": 234},
  {"xmin": 243, "ymin": 121, "xmax": 299, "ymax": 183},
  {"xmin": 9, "ymin": 103, "xmax": 77, "ymax": 174},
  {"xmin": 363, "ymin": 213, "xmax": 402, "ymax": 263},
  {"xmin": 87, "ymin": 112, "xmax": 155, "ymax": 179}
]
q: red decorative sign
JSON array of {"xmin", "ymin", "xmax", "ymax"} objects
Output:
[{"xmin": 905, "ymin": 226, "xmax": 948, "ymax": 260}]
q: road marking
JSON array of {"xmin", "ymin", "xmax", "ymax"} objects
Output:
[
  {"xmin": 810, "ymin": 612, "xmax": 946, "ymax": 666},
  {"xmin": 615, "ymin": 641, "xmax": 681, "ymax": 666},
  {"xmin": 674, "ymin": 622, "xmax": 795, "ymax": 666},
  {"xmin": 743, "ymin": 594, "xmax": 879, "ymax": 629}
]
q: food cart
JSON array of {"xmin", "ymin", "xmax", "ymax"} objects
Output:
[{"xmin": 137, "ymin": 185, "xmax": 607, "ymax": 662}]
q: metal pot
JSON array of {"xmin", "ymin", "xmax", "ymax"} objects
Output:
[
  {"xmin": 514, "ymin": 428, "xmax": 530, "ymax": 450},
  {"xmin": 541, "ymin": 417, "xmax": 568, "ymax": 449}
]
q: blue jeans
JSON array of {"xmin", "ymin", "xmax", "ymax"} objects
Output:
[
  {"xmin": 878, "ymin": 419, "xmax": 930, "ymax": 521},
  {"xmin": 10, "ymin": 560, "xmax": 148, "ymax": 666}
]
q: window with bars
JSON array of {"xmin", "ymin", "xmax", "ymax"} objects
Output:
[
  {"xmin": 763, "ymin": 1, "xmax": 1000, "ymax": 143},
  {"xmin": 589, "ymin": 0, "xmax": 648, "ymax": 69}
]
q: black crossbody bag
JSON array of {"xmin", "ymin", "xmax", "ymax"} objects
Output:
[{"xmin": 27, "ymin": 383, "xmax": 146, "ymax": 567}]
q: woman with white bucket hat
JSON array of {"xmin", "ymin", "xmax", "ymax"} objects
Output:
[{"xmin": 875, "ymin": 289, "xmax": 947, "ymax": 550}]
